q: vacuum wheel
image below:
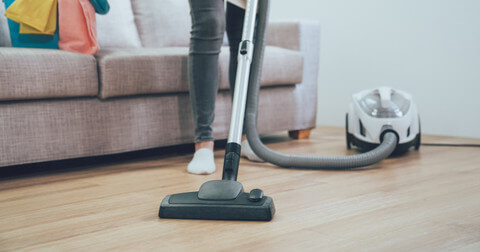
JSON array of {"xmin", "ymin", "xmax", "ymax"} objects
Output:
[
  {"xmin": 346, "ymin": 113, "xmax": 352, "ymax": 149},
  {"xmin": 415, "ymin": 116, "xmax": 421, "ymax": 150}
]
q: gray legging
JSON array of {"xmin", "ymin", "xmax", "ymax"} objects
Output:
[{"xmin": 188, "ymin": 0, "xmax": 246, "ymax": 143}]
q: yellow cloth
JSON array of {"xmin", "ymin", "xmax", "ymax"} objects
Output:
[{"xmin": 4, "ymin": 0, "xmax": 57, "ymax": 35}]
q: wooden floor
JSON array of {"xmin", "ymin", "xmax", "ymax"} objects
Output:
[{"xmin": 1, "ymin": 126, "xmax": 480, "ymax": 251}]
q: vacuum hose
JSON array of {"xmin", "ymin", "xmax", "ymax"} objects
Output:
[{"xmin": 244, "ymin": 0, "xmax": 398, "ymax": 169}]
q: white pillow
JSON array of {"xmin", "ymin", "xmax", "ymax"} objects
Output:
[
  {"xmin": 96, "ymin": 0, "xmax": 142, "ymax": 48},
  {"xmin": 0, "ymin": 4, "xmax": 12, "ymax": 47}
]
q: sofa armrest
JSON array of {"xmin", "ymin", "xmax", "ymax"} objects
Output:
[
  {"xmin": 267, "ymin": 20, "xmax": 321, "ymax": 130},
  {"xmin": 267, "ymin": 21, "xmax": 301, "ymax": 50},
  {"xmin": 267, "ymin": 20, "xmax": 320, "ymax": 51}
]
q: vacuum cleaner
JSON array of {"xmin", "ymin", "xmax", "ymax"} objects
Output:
[
  {"xmin": 159, "ymin": 0, "xmax": 275, "ymax": 221},
  {"xmin": 159, "ymin": 0, "xmax": 420, "ymax": 221}
]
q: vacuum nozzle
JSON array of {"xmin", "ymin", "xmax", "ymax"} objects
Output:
[{"xmin": 159, "ymin": 180, "xmax": 275, "ymax": 221}]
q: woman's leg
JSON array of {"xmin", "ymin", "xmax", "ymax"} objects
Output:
[
  {"xmin": 188, "ymin": 0, "xmax": 225, "ymax": 174},
  {"xmin": 226, "ymin": 2, "xmax": 244, "ymax": 97}
]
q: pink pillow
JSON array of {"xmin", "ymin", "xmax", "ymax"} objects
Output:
[{"xmin": 58, "ymin": 0, "xmax": 99, "ymax": 55}]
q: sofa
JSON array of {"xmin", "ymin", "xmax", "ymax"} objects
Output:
[{"xmin": 0, "ymin": 0, "xmax": 320, "ymax": 167}]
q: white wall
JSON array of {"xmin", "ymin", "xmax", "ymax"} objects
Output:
[{"xmin": 270, "ymin": 0, "xmax": 480, "ymax": 138}]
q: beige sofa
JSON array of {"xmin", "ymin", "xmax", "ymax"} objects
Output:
[{"xmin": 0, "ymin": 0, "xmax": 319, "ymax": 167}]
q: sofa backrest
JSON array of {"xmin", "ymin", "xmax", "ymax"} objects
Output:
[
  {"xmin": 91, "ymin": 0, "xmax": 193, "ymax": 49},
  {"xmin": 0, "ymin": 0, "xmax": 193, "ymax": 49},
  {"xmin": 131, "ymin": 0, "xmax": 191, "ymax": 48},
  {"xmin": 0, "ymin": 3, "xmax": 12, "ymax": 47}
]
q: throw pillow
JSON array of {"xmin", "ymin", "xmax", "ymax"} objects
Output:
[{"xmin": 96, "ymin": 0, "xmax": 142, "ymax": 48}]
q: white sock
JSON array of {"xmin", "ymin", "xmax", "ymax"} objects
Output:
[
  {"xmin": 187, "ymin": 148, "xmax": 216, "ymax": 175},
  {"xmin": 241, "ymin": 140, "xmax": 264, "ymax": 162}
]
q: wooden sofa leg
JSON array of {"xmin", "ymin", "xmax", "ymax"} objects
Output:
[{"xmin": 288, "ymin": 129, "xmax": 312, "ymax": 139}]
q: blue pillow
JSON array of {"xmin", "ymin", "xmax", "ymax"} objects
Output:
[
  {"xmin": 89, "ymin": 0, "xmax": 110, "ymax": 15},
  {"xmin": 4, "ymin": 0, "xmax": 59, "ymax": 49}
]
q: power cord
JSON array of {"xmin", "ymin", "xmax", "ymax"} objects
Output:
[{"xmin": 421, "ymin": 143, "xmax": 480, "ymax": 148}]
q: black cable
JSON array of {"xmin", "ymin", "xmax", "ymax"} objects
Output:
[{"xmin": 421, "ymin": 143, "xmax": 480, "ymax": 147}]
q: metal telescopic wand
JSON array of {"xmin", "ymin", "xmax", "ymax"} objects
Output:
[{"xmin": 222, "ymin": 0, "xmax": 258, "ymax": 181}]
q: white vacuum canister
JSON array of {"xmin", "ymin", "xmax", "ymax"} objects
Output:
[{"xmin": 346, "ymin": 87, "xmax": 421, "ymax": 153}]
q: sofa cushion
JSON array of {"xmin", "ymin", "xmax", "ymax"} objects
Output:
[
  {"xmin": 96, "ymin": 46, "xmax": 304, "ymax": 99},
  {"xmin": 0, "ymin": 48, "xmax": 98, "ymax": 101},
  {"xmin": 131, "ymin": 0, "xmax": 191, "ymax": 48}
]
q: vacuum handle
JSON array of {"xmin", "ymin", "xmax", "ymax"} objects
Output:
[
  {"xmin": 222, "ymin": 0, "xmax": 258, "ymax": 181},
  {"xmin": 226, "ymin": 0, "xmax": 258, "ymax": 145}
]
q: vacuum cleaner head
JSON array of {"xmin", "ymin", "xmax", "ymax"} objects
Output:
[{"xmin": 159, "ymin": 180, "xmax": 275, "ymax": 221}]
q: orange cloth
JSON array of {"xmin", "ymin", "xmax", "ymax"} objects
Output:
[{"xmin": 58, "ymin": 0, "xmax": 99, "ymax": 55}]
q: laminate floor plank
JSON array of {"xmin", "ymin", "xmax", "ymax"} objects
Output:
[{"xmin": 1, "ymin": 127, "xmax": 479, "ymax": 251}]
